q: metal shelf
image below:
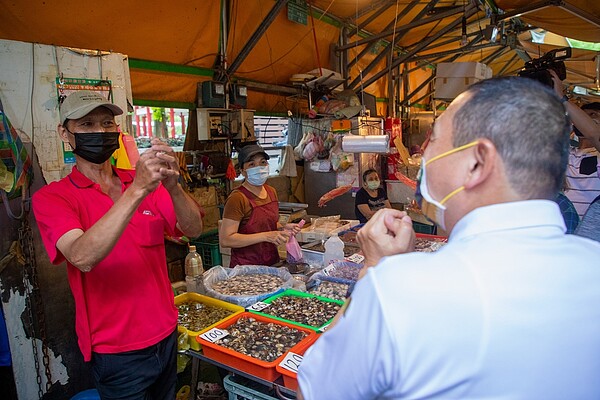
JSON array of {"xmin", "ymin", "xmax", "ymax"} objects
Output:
[{"xmin": 186, "ymin": 349, "xmax": 297, "ymax": 399}]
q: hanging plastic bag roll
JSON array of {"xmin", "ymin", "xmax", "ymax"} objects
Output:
[{"xmin": 342, "ymin": 135, "xmax": 389, "ymax": 153}]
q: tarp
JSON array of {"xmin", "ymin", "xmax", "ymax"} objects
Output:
[{"xmin": 0, "ymin": 0, "xmax": 598, "ymax": 112}]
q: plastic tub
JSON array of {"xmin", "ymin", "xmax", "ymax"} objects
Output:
[
  {"xmin": 249, "ymin": 289, "xmax": 343, "ymax": 332},
  {"xmin": 222, "ymin": 374, "xmax": 277, "ymax": 400},
  {"xmin": 275, "ymin": 335, "xmax": 319, "ymax": 392},
  {"xmin": 175, "ymin": 292, "xmax": 244, "ymax": 351},
  {"xmin": 197, "ymin": 313, "xmax": 317, "ymax": 381}
]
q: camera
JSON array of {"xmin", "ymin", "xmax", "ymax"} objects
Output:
[{"xmin": 518, "ymin": 47, "xmax": 571, "ymax": 88}]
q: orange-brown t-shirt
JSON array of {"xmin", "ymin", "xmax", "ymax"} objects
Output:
[{"xmin": 222, "ymin": 184, "xmax": 279, "ymax": 227}]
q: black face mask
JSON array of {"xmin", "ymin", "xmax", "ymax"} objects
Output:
[{"xmin": 70, "ymin": 132, "xmax": 120, "ymax": 164}]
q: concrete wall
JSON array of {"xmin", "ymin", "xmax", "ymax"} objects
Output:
[{"xmin": 0, "ymin": 38, "xmax": 131, "ymax": 399}]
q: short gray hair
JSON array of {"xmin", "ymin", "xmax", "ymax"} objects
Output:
[{"xmin": 451, "ymin": 77, "xmax": 571, "ymax": 199}]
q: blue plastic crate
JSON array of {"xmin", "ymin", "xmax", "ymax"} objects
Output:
[{"xmin": 223, "ymin": 374, "xmax": 277, "ymax": 400}]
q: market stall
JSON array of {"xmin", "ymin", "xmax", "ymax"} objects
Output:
[{"xmin": 175, "ymin": 223, "xmax": 448, "ymax": 398}]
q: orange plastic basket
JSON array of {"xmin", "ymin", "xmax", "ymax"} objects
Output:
[
  {"xmin": 275, "ymin": 334, "xmax": 319, "ymax": 391},
  {"xmin": 197, "ymin": 312, "xmax": 317, "ymax": 381}
]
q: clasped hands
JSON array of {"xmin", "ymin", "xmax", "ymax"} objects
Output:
[
  {"xmin": 357, "ymin": 209, "xmax": 415, "ymax": 277},
  {"xmin": 134, "ymin": 139, "xmax": 180, "ymax": 193}
]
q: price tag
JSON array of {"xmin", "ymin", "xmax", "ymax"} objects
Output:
[
  {"xmin": 322, "ymin": 265, "xmax": 335, "ymax": 276},
  {"xmin": 247, "ymin": 301, "xmax": 270, "ymax": 312},
  {"xmin": 346, "ymin": 253, "xmax": 365, "ymax": 264},
  {"xmin": 319, "ymin": 323, "xmax": 331, "ymax": 333},
  {"xmin": 199, "ymin": 328, "xmax": 229, "ymax": 343},
  {"xmin": 278, "ymin": 352, "xmax": 304, "ymax": 374}
]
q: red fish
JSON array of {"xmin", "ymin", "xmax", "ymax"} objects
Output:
[{"xmin": 318, "ymin": 183, "xmax": 354, "ymax": 207}]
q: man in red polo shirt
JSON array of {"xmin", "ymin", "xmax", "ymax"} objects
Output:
[{"xmin": 33, "ymin": 91, "xmax": 203, "ymax": 399}]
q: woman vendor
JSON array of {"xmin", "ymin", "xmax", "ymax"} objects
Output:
[
  {"xmin": 220, "ymin": 144, "xmax": 301, "ymax": 267},
  {"xmin": 355, "ymin": 169, "xmax": 391, "ymax": 223}
]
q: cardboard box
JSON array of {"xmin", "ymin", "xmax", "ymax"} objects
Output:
[
  {"xmin": 202, "ymin": 205, "xmax": 220, "ymax": 233},
  {"xmin": 189, "ymin": 186, "xmax": 217, "ymax": 208}
]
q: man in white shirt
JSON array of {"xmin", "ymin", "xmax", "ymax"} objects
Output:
[{"xmin": 298, "ymin": 77, "xmax": 600, "ymax": 399}]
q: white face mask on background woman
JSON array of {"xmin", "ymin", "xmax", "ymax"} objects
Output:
[{"xmin": 245, "ymin": 165, "xmax": 270, "ymax": 186}]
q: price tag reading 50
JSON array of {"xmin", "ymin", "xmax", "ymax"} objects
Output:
[
  {"xmin": 199, "ymin": 328, "xmax": 229, "ymax": 343},
  {"xmin": 247, "ymin": 301, "xmax": 270, "ymax": 312},
  {"xmin": 279, "ymin": 352, "xmax": 304, "ymax": 374}
]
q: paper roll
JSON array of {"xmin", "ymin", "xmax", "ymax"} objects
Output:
[{"xmin": 342, "ymin": 135, "xmax": 389, "ymax": 153}]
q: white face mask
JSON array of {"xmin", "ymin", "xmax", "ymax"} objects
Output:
[
  {"xmin": 415, "ymin": 140, "xmax": 479, "ymax": 231},
  {"xmin": 245, "ymin": 165, "xmax": 269, "ymax": 186},
  {"xmin": 367, "ymin": 180, "xmax": 380, "ymax": 190}
]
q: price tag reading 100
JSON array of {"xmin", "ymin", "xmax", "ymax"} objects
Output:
[
  {"xmin": 199, "ymin": 328, "xmax": 229, "ymax": 343},
  {"xmin": 279, "ymin": 352, "xmax": 304, "ymax": 373}
]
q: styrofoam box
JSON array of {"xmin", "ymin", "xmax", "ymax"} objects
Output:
[
  {"xmin": 436, "ymin": 62, "xmax": 492, "ymax": 80},
  {"xmin": 386, "ymin": 180, "xmax": 416, "ymax": 203},
  {"xmin": 434, "ymin": 76, "xmax": 480, "ymax": 101},
  {"xmin": 296, "ymin": 220, "xmax": 360, "ymax": 243}
]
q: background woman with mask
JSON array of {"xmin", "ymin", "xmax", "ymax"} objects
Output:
[
  {"xmin": 220, "ymin": 144, "xmax": 300, "ymax": 267},
  {"xmin": 355, "ymin": 169, "xmax": 391, "ymax": 223}
]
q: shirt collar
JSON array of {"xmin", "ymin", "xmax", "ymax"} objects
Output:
[
  {"xmin": 68, "ymin": 166, "xmax": 134, "ymax": 189},
  {"xmin": 449, "ymin": 200, "xmax": 566, "ymax": 242}
]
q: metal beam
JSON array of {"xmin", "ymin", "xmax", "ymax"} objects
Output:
[
  {"xmin": 498, "ymin": 53, "xmax": 520, "ymax": 76},
  {"xmin": 480, "ymin": 45, "xmax": 509, "ymax": 65},
  {"xmin": 411, "ymin": 90, "xmax": 434, "ymax": 106},
  {"xmin": 407, "ymin": 41, "xmax": 497, "ymax": 64},
  {"xmin": 559, "ymin": 2, "xmax": 600, "ymax": 28},
  {"xmin": 348, "ymin": 0, "xmax": 421, "ymax": 69},
  {"xmin": 491, "ymin": 0, "xmax": 557, "ymax": 23},
  {"xmin": 399, "ymin": 74, "xmax": 436, "ymax": 106},
  {"xmin": 354, "ymin": 0, "xmax": 396, "ymax": 32},
  {"xmin": 235, "ymin": 79, "xmax": 300, "ymax": 96},
  {"xmin": 339, "ymin": 0, "xmax": 466, "ymax": 52},
  {"xmin": 348, "ymin": 0, "xmax": 442, "ymax": 89},
  {"xmin": 353, "ymin": 4, "xmax": 479, "ymax": 91},
  {"xmin": 226, "ymin": 0, "xmax": 288, "ymax": 77}
]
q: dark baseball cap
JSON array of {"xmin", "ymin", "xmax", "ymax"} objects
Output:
[
  {"xmin": 238, "ymin": 144, "xmax": 270, "ymax": 166},
  {"xmin": 59, "ymin": 90, "xmax": 123, "ymax": 124}
]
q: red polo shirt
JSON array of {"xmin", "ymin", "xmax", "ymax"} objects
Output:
[{"xmin": 33, "ymin": 166, "xmax": 178, "ymax": 361}]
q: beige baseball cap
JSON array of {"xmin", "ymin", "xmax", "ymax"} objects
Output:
[{"xmin": 59, "ymin": 90, "xmax": 123, "ymax": 124}]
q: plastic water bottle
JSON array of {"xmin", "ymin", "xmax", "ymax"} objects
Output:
[
  {"xmin": 323, "ymin": 235, "xmax": 345, "ymax": 266},
  {"xmin": 185, "ymin": 245, "xmax": 205, "ymax": 294}
]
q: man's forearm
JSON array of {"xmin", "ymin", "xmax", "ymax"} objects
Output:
[
  {"xmin": 169, "ymin": 184, "xmax": 204, "ymax": 237},
  {"xmin": 61, "ymin": 186, "xmax": 147, "ymax": 271}
]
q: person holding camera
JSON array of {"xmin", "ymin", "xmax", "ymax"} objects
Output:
[{"xmin": 550, "ymin": 71, "xmax": 600, "ymax": 219}]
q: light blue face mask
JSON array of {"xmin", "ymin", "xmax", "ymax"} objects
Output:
[
  {"xmin": 245, "ymin": 165, "xmax": 269, "ymax": 186},
  {"xmin": 367, "ymin": 180, "xmax": 380, "ymax": 190}
]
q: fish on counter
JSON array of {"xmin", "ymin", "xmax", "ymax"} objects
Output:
[{"xmin": 317, "ymin": 182, "xmax": 354, "ymax": 207}]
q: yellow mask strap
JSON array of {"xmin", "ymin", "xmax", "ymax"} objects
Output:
[
  {"xmin": 426, "ymin": 140, "xmax": 479, "ymax": 166},
  {"xmin": 440, "ymin": 185, "xmax": 465, "ymax": 205}
]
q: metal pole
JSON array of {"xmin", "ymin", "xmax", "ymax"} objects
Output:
[
  {"xmin": 348, "ymin": 0, "xmax": 442, "ymax": 89},
  {"xmin": 497, "ymin": 53, "xmax": 520, "ymax": 76},
  {"xmin": 339, "ymin": 1, "xmax": 470, "ymax": 52},
  {"xmin": 354, "ymin": 0, "xmax": 396, "ymax": 32},
  {"xmin": 227, "ymin": 0, "xmax": 289, "ymax": 76},
  {"xmin": 559, "ymin": 2, "xmax": 600, "ymax": 28},
  {"xmin": 399, "ymin": 74, "xmax": 436, "ymax": 107},
  {"xmin": 347, "ymin": 0, "xmax": 421, "ymax": 69},
  {"xmin": 353, "ymin": 5, "xmax": 479, "ymax": 90}
]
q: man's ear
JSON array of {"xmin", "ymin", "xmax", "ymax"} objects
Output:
[
  {"xmin": 463, "ymin": 139, "xmax": 496, "ymax": 190},
  {"xmin": 57, "ymin": 124, "xmax": 70, "ymax": 143}
]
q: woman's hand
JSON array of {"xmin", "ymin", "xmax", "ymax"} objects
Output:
[
  {"xmin": 263, "ymin": 230, "xmax": 290, "ymax": 246},
  {"xmin": 284, "ymin": 223, "xmax": 302, "ymax": 236}
]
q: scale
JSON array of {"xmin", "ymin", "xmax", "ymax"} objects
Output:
[{"xmin": 278, "ymin": 202, "xmax": 308, "ymax": 225}]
